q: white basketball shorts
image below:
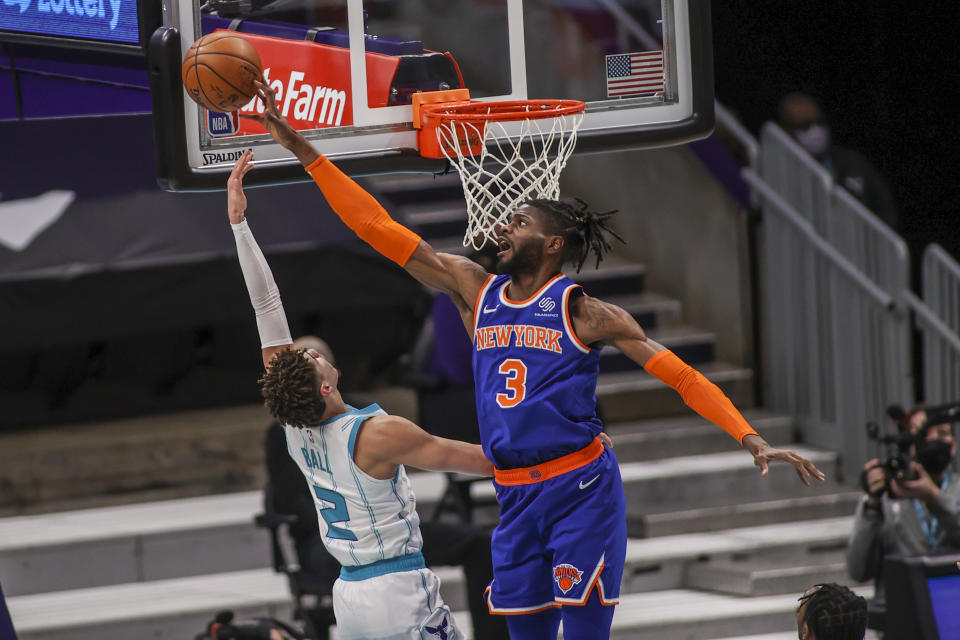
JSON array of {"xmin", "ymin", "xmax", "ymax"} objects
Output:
[{"xmin": 332, "ymin": 566, "xmax": 462, "ymax": 640}]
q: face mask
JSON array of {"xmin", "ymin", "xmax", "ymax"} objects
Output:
[
  {"xmin": 793, "ymin": 124, "xmax": 830, "ymax": 157},
  {"xmin": 916, "ymin": 439, "xmax": 954, "ymax": 478}
]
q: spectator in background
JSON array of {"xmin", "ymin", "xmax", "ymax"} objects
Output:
[
  {"xmin": 778, "ymin": 91, "xmax": 900, "ymax": 232},
  {"xmin": 795, "ymin": 583, "xmax": 868, "ymax": 640},
  {"xmin": 846, "ymin": 406, "xmax": 960, "ymax": 610},
  {"xmin": 264, "ymin": 336, "xmax": 509, "ymax": 640}
]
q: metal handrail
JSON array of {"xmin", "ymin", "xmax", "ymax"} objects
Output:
[
  {"xmin": 742, "ymin": 168, "xmax": 897, "ymax": 310},
  {"xmin": 902, "ymin": 290, "xmax": 960, "ymax": 353},
  {"xmin": 715, "ymin": 102, "xmax": 758, "ymax": 167},
  {"xmin": 926, "ymin": 243, "xmax": 960, "ymax": 281}
]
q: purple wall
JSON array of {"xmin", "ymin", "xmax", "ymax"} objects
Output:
[{"xmin": 0, "ymin": 42, "xmax": 150, "ymax": 120}]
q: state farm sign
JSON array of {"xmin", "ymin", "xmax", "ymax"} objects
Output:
[{"xmin": 218, "ymin": 30, "xmax": 402, "ymax": 136}]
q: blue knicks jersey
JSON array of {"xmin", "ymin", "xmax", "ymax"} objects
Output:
[{"xmin": 473, "ymin": 273, "xmax": 602, "ymax": 468}]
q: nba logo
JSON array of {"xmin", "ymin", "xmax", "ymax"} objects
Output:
[{"xmin": 207, "ymin": 110, "xmax": 240, "ymax": 137}]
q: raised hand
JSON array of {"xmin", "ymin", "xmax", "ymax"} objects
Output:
[
  {"xmin": 240, "ymin": 77, "xmax": 318, "ymax": 165},
  {"xmin": 743, "ymin": 434, "xmax": 826, "ymax": 487},
  {"xmin": 228, "ymin": 149, "xmax": 255, "ymax": 224}
]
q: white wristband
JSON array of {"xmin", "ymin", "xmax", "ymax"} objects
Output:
[{"xmin": 231, "ymin": 219, "xmax": 292, "ymax": 349}]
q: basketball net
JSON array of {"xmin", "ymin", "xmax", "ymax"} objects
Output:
[{"xmin": 434, "ymin": 109, "xmax": 585, "ymax": 251}]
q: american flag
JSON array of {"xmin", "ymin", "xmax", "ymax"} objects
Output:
[{"xmin": 605, "ymin": 51, "xmax": 665, "ymax": 98}]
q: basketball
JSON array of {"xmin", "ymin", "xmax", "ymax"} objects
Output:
[{"xmin": 181, "ymin": 32, "xmax": 262, "ymax": 112}]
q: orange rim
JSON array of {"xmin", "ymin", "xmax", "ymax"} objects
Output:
[{"xmin": 421, "ymin": 99, "xmax": 586, "ymax": 126}]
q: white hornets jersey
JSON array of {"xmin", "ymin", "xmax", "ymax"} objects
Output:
[{"xmin": 284, "ymin": 404, "xmax": 424, "ymax": 567}]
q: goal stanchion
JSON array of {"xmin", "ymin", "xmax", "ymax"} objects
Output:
[{"xmin": 414, "ymin": 90, "xmax": 586, "ymax": 250}]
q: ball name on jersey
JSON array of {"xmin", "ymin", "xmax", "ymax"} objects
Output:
[{"xmin": 301, "ymin": 446, "xmax": 331, "ymax": 474}]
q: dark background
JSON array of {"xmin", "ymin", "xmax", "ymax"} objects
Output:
[{"xmin": 713, "ymin": 2, "xmax": 960, "ymax": 267}]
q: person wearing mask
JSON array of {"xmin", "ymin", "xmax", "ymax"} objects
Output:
[
  {"xmin": 778, "ymin": 91, "xmax": 899, "ymax": 233},
  {"xmin": 847, "ymin": 406, "xmax": 960, "ymax": 608}
]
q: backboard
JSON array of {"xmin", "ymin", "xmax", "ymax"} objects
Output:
[{"xmin": 150, "ymin": 0, "xmax": 713, "ymax": 191}]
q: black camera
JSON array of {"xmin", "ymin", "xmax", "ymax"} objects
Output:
[
  {"xmin": 860, "ymin": 402, "xmax": 960, "ymax": 495},
  {"xmin": 861, "ymin": 418, "xmax": 920, "ymax": 495},
  {"xmin": 195, "ymin": 611, "xmax": 308, "ymax": 640}
]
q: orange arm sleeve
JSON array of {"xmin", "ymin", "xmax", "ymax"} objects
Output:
[
  {"xmin": 644, "ymin": 349, "xmax": 759, "ymax": 444},
  {"xmin": 305, "ymin": 156, "xmax": 422, "ymax": 267}
]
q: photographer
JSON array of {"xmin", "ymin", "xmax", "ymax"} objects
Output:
[{"xmin": 846, "ymin": 405, "xmax": 960, "ymax": 605}]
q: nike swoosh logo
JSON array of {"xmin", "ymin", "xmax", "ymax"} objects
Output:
[
  {"xmin": 483, "ymin": 305, "xmax": 499, "ymax": 314},
  {"xmin": 579, "ymin": 475, "xmax": 600, "ymax": 490}
]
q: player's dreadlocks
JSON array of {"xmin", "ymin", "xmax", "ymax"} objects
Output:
[
  {"xmin": 524, "ymin": 197, "xmax": 624, "ymax": 272},
  {"xmin": 259, "ymin": 348, "xmax": 327, "ymax": 428},
  {"xmin": 798, "ymin": 583, "xmax": 868, "ymax": 640}
]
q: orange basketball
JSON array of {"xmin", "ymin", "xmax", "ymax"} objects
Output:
[{"xmin": 181, "ymin": 32, "xmax": 262, "ymax": 112}]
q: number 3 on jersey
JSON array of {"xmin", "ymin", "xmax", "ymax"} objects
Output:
[{"xmin": 496, "ymin": 358, "xmax": 527, "ymax": 408}]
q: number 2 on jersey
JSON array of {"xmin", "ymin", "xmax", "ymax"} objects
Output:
[
  {"xmin": 312, "ymin": 485, "xmax": 358, "ymax": 541},
  {"xmin": 496, "ymin": 358, "xmax": 527, "ymax": 408}
]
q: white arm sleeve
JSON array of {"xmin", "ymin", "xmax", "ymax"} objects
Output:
[{"xmin": 231, "ymin": 219, "xmax": 292, "ymax": 349}]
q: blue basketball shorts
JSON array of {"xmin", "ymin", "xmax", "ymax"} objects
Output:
[{"xmin": 484, "ymin": 444, "xmax": 627, "ymax": 614}]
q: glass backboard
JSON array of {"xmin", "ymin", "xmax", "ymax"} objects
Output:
[{"xmin": 150, "ymin": 0, "xmax": 713, "ymax": 191}]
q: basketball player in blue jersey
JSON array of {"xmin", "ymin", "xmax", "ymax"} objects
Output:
[
  {"xmin": 226, "ymin": 149, "xmax": 500, "ymax": 640},
  {"xmin": 246, "ymin": 80, "xmax": 826, "ymax": 639}
]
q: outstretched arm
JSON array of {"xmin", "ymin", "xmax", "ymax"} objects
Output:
[
  {"xmin": 571, "ymin": 295, "xmax": 826, "ymax": 486},
  {"xmin": 242, "ymin": 80, "xmax": 489, "ymax": 334},
  {"xmin": 227, "ymin": 149, "xmax": 292, "ymax": 368},
  {"xmin": 353, "ymin": 415, "xmax": 494, "ymax": 480}
]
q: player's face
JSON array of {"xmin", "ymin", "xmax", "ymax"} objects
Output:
[
  {"xmin": 302, "ymin": 348, "xmax": 339, "ymax": 394},
  {"xmin": 494, "ymin": 205, "xmax": 550, "ymax": 276}
]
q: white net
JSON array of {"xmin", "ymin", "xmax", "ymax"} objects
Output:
[{"xmin": 433, "ymin": 108, "xmax": 584, "ymax": 250}]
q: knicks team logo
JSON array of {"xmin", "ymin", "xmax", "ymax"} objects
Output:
[
  {"xmin": 553, "ymin": 563, "xmax": 584, "ymax": 594},
  {"xmin": 539, "ymin": 297, "xmax": 556, "ymax": 312}
]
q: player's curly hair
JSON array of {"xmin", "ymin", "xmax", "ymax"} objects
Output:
[
  {"xmin": 798, "ymin": 583, "xmax": 868, "ymax": 640},
  {"xmin": 524, "ymin": 197, "xmax": 624, "ymax": 272},
  {"xmin": 258, "ymin": 348, "xmax": 326, "ymax": 428}
]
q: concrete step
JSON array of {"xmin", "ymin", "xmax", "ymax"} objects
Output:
[
  {"xmin": 597, "ymin": 362, "xmax": 754, "ymax": 422},
  {"xmin": 0, "ymin": 449, "xmax": 842, "ymax": 596},
  {"xmin": 404, "ymin": 204, "xmax": 469, "ymax": 240},
  {"xmin": 600, "ymin": 325, "xmax": 716, "ymax": 373},
  {"xmin": 566, "ymin": 262, "xmax": 647, "ymax": 297},
  {"xmin": 603, "ymin": 410, "xmax": 794, "ymax": 463},
  {"xmin": 604, "ymin": 290, "xmax": 681, "ymax": 330},
  {"xmin": 5, "ymin": 515, "xmax": 863, "ymax": 640},
  {"xmin": 685, "ymin": 548, "xmax": 854, "ymax": 597},
  {"xmin": 0, "ymin": 492, "xmax": 271, "ymax": 596},
  {"xmin": 635, "ymin": 490, "xmax": 863, "ymax": 538},
  {"xmin": 5, "ymin": 567, "xmax": 473, "ymax": 640},
  {"xmin": 621, "ymin": 517, "xmax": 853, "ymax": 594},
  {"xmin": 706, "ymin": 633, "xmax": 881, "ymax": 640},
  {"xmin": 599, "ymin": 586, "xmax": 874, "ymax": 640},
  {"xmin": 0, "ymin": 474, "xmax": 461, "ymax": 597},
  {"xmin": 618, "ymin": 446, "xmax": 838, "ymax": 516},
  {"xmin": 372, "ymin": 172, "xmax": 465, "ymax": 207},
  {"xmin": 0, "ymin": 403, "xmax": 274, "ymax": 516}
]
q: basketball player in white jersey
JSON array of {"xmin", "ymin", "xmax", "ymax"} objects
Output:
[{"xmin": 228, "ymin": 149, "xmax": 492, "ymax": 640}]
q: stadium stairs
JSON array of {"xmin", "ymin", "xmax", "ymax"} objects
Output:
[{"xmin": 0, "ymin": 174, "xmax": 871, "ymax": 639}]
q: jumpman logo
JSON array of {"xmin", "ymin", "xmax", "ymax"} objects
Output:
[{"xmin": 424, "ymin": 615, "xmax": 449, "ymax": 640}]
